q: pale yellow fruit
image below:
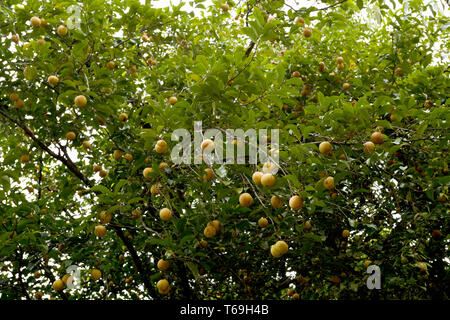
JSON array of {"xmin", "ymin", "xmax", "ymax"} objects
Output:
[
  {"xmin": 342, "ymin": 229, "xmax": 350, "ymax": 238},
  {"xmin": 370, "ymin": 132, "xmax": 384, "ymax": 144},
  {"xmin": 262, "ymin": 162, "xmax": 277, "ymax": 174},
  {"xmin": 304, "ymin": 221, "xmax": 311, "ymax": 230},
  {"xmin": 48, "ymin": 75, "xmax": 59, "ymax": 86},
  {"xmin": 239, "ymin": 193, "xmax": 253, "ymax": 207},
  {"xmin": 271, "ymin": 240, "xmax": 288, "ymax": 258},
  {"xmin": 143, "ymin": 167, "xmax": 154, "ymax": 178},
  {"xmin": 99, "ymin": 170, "xmax": 107, "ymax": 178},
  {"xmin": 295, "ymin": 17, "xmax": 305, "ymax": 25},
  {"xmin": 52, "ymin": 279, "xmax": 64, "ymax": 291},
  {"xmin": 151, "ymin": 183, "xmax": 162, "ymax": 195},
  {"xmin": 57, "ymin": 25, "xmax": 67, "ymax": 36},
  {"xmin": 258, "ymin": 217, "xmax": 268, "ymax": 228},
  {"xmin": 62, "ymin": 274, "xmax": 71, "ymax": 285},
  {"xmin": 106, "ymin": 61, "xmax": 115, "ymax": 70},
  {"xmin": 82, "ymin": 141, "xmax": 91, "ymax": 149},
  {"xmin": 74, "ymin": 95, "xmax": 87, "ymax": 107},
  {"xmin": 342, "ymin": 82, "xmax": 350, "ymax": 90},
  {"xmin": 201, "ymin": 139, "xmax": 214, "ymax": 152},
  {"xmin": 319, "ymin": 141, "xmax": 332, "ymax": 155},
  {"xmin": 39, "ymin": 18, "xmax": 48, "ymax": 27},
  {"xmin": 221, "ymin": 3, "xmax": 229, "ymax": 11},
  {"xmin": 203, "ymin": 168, "xmax": 214, "ymax": 181},
  {"xmin": 14, "ymin": 99, "xmax": 25, "ymax": 109},
  {"xmin": 168, "ymin": 96, "xmax": 178, "ymax": 105},
  {"xmin": 119, "ymin": 113, "xmax": 128, "ymax": 122},
  {"xmin": 157, "ymin": 279, "xmax": 170, "ymax": 294},
  {"xmin": 94, "ymin": 225, "xmax": 107, "ymax": 238},
  {"xmin": 270, "ymin": 245, "xmax": 283, "ymax": 258},
  {"xmin": 11, "ymin": 34, "xmax": 19, "ymax": 43},
  {"xmin": 364, "ymin": 260, "xmax": 372, "ymax": 268},
  {"xmin": 124, "ymin": 153, "xmax": 133, "ymax": 161},
  {"xmin": 336, "ymin": 57, "xmax": 344, "ymax": 64},
  {"xmin": 159, "ymin": 208, "xmax": 172, "ymax": 221},
  {"xmin": 93, "ymin": 165, "xmax": 102, "ymax": 172},
  {"xmin": 30, "ymin": 16, "xmax": 41, "ymax": 27},
  {"xmin": 252, "ymin": 172, "xmax": 263, "ymax": 185},
  {"xmin": 303, "ymin": 27, "xmax": 312, "ymax": 38},
  {"xmin": 157, "ymin": 259, "xmax": 169, "ymax": 271},
  {"xmin": 91, "ymin": 269, "xmax": 102, "ymax": 281},
  {"xmin": 337, "ymin": 63, "xmax": 344, "ymax": 71},
  {"xmin": 20, "ymin": 154, "xmax": 30, "ymax": 163},
  {"xmin": 260, "ymin": 173, "xmax": 276, "ymax": 187},
  {"xmin": 155, "ymin": 140, "xmax": 167, "ymax": 154},
  {"xmin": 324, "ymin": 176, "xmax": 335, "ymax": 190},
  {"xmin": 9, "ymin": 93, "xmax": 19, "ymax": 101},
  {"xmin": 113, "ymin": 150, "xmax": 122, "ymax": 160},
  {"xmin": 271, "ymin": 196, "xmax": 284, "ymax": 209},
  {"xmin": 289, "ymin": 195, "xmax": 303, "ymax": 210},
  {"xmin": 363, "ymin": 141, "xmax": 375, "ymax": 154},
  {"xmin": 204, "ymin": 225, "xmax": 216, "ymax": 238},
  {"xmin": 417, "ymin": 262, "xmax": 427, "ymax": 272},
  {"xmin": 66, "ymin": 132, "xmax": 76, "ymax": 141},
  {"xmin": 99, "ymin": 211, "xmax": 112, "ymax": 224}
]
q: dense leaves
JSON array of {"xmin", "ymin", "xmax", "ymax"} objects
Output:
[{"xmin": 0, "ymin": 0, "xmax": 449, "ymax": 300}]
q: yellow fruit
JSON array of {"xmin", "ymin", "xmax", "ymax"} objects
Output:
[
  {"xmin": 94, "ymin": 225, "xmax": 107, "ymax": 238},
  {"xmin": 370, "ymin": 132, "xmax": 384, "ymax": 144},
  {"xmin": 270, "ymin": 195, "xmax": 284, "ymax": 209},
  {"xmin": 239, "ymin": 193, "xmax": 253, "ymax": 207},
  {"xmin": 342, "ymin": 82, "xmax": 350, "ymax": 90},
  {"xmin": 11, "ymin": 34, "xmax": 19, "ymax": 43},
  {"xmin": 131, "ymin": 209, "xmax": 142, "ymax": 219},
  {"xmin": 201, "ymin": 139, "xmax": 214, "ymax": 152},
  {"xmin": 14, "ymin": 99, "xmax": 25, "ymax": 109},
  {"xmin": 336, "ymin": 57, "xmax": 344, "ymax": 64},
  {"xmin": 304, "ymin": 221, "xmax": 311, "ymax": 230},
  {"xmin": 35, "ymin": 291, "xmax": 43, "ymax": 299},
  {"xmin": 57, "ymin": 25, "xmax": 67, "ymax": 36},
  {"xmin": 119, "ymin": 113, "xmax": 128, "ymax": 122},
  {"xmin": 143, "ymin": 167, "xmax": 154, "ymax": 178},
  {"xmin": 113, "ymin": 150, "xmax": 123, "ymax": 160},
  {"xmin": 48, "ymin": 75, "xmax": 59, "ymax": 86},
  {"xmin": 258, "ymin": 217, "xmax": 268, "ymax": 228},
  {"xmin": 303, "ymin": 27, "xmax": 312, "ymax": 37},
  {"xmin": 82, "ymin": 141, "xmax": 91, "ymax": 149},
  {"xmin": 91, "ymin": 269, "xmax": 102, "ymax": 281},
  {"xmin": 262, "ymin": 162, "xmax": 277, "ymax": 174},
  {"xmin": 30, "ymin": 16, "xmax": 41, "ymax": 27},
  {"xmin": 324, "ymin": 176, "xmax": 335, "ymax": 190},
  {"xmin": 99, "ymin": 170, "xmax": 107, "ymax": 178},
  {"xmin": 295, "ymin": 17, "xmax": 305, "ymax": 25},
  {"xmin": 211, "ymin": 220, "xmax": 221, "ymax": 232},
  {"xmin": 337, "ymin": 63, "xmax": 344, "ymax": 71},
  {"xmin": 20, "ymin": 154, "xmax": 30, "ymax": 163},
  {"xmin": 9, "ymin": 93, "xmax": 19, "ymax": 101},
  {"xmin": 155, "ymin": 140, "xmax": 167, "ymax": 154},
  {"xmin": 198, "ymin": 239, "xmax": 208, "ymax": 248},
  {"xmin": 252, "ymin": 172, "xmax": 263, "ymax": 185},
  {"xmin": 124, "ymin": 153, "xmax": 133, "ymax": 161},
  {"xmin": 342, "ymin": 229, "xmax": 350, "ymax": 238},
  {"xmin": 417, "ymin": 262, "xmax": 427, "ymax": 272},
  {"xmin": 39, "ymin": 18, "xmax": 48, "ymax": 27},
  {"xmin": 93, "ymin": 165, "xmax": 102, "ymax": 172},
  {"xmin": 261, "ymin": 173, "xmax": 276, "ymax": 187},
  {"xmin": 363, "ymin": 141, "xmax": 375, "ymax": 154},
  {"xmin": 204, "ymin": 225, "xmax": 216, "ymax": 238},
  {"xmin": 62, "ymin": 274, "xmax": 71, "ymax": 285},
  {"xmin": 364, "ymin": 260, "xmax": 372, "ymax": 268},
  {"xmin": 151, "ymin": 183, "xmax": 162, "ymax": 195},
  {"xmin": 157, "ymin": 259, "xmax": 170, "ymax": 271},
  {"xmin": 52, "ymin": 279, "xmax": 64, "ymax": 291},
  {"xmin": 289, "ymin": 195, "xmax": 303, "ymax": 210},
  {"xmin": 159, "ymin": 208, "xmax": 172, "ymax": 221},
  {"xmin": 319, "ymin": 141, "xmax": 332, "ymax": 155},
  {"xmin": 106, "ymin": 61, "xmax": 115, "ymax": 70},
  {"xmin": 74, "ymin": 95, "xmax": 87, "ymax": 107},
  {"xmin": 99, "ymin": 211, "xmax": 112, "ymax": 224},
  {"xmin": 203, "ymin": 168, "xmax": 214, "ymax": 181},
  {"xmin": 168, "ymin": 96, "xmax": 178, "ymax": 105},
  {"xmin": 157, "ymin": 279, "xmax": 170, "ymax": 294},
  {"xmin": 66, "ymin": 132, "xmax": 76, "ymax": 141},
  {"xmin": 221, "ymin": 3, "xmax": 229, "ymax": 11},
  {"xmin": 292, "ymin": 71, "xmax": 301, "ymax": 78},
  {"xmin": 270, "ymin": 240, "xmax": 288, "ymax": 258}
]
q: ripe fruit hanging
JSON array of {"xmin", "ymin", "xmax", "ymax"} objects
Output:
[
  {"xmin": 204, "ymin": 225, "xmax": 217, "ymax": 238},
  {"xmin": 370, "ymin": 132, "xmax": 384, "ymax": 144},
  {"xmin": 11, "ymin": 34, "xmax": 19, "ymax": 43},
  {"xmin": 91, "ymin": 269, "xmax": 102, "ymax": 281},
  {"xmin": 48, "ymin": 76, "xmax": 59, "ymax": 86},
  {"xmin": 289, "ymin": 195, "xmax": 303, "ymax": 210},
  {"xmin": 270, "ymin": 240, "xmax": 289, "ymax": 258},
  {"xmin": 252, "ymin": 172, "xmax": 263, "ymax": 184},
  {"xmin": 119, "ymin": 113, "xmax": 128, "ymax": 122},
  {"xmin": 74, "ymin": 95, "xmax": 87, "ymax": 107},
  {"xmin": 157, "ymin": 259, "xmax": 170, "ymax": 271},
  {"xmin": 113, "ymin": 150, "xmax": 122, "ymax": 160},
  {"xmin": 295, "ymin": 17, "xmax": 305, "ymax": 25},
  {"xmin": 324, "ymin": 176, "xmax": 335, "ymax": 190},
  {"xmin": 363, "ymin": 141, "xmax": 375, "ymax": 154},
  {"xmin": 14, "ymin": 99, "xmax": 25, "ymax": 109},
  {"xmin": 342, "ymin": 82, "xmax": 350, "ymax": 90},
  {"xmin": 239, "ymin": 193, "xmax": 253, "ymax": 207},
  {"xmin": 221, "ymin": 3, "xmax": 229, "ymax": 12},
  {"xmin": 57, "ymin": 25, "xmax": 68, "ymax": 36},
  {"xmin": 303, "ymin": 27, "xmax": 312, "ymax": 38},
  {"xmin": 52, "ymin": 279, "xmax": 64, "ymax": 291},
  {"xmin": 143, "ymin": 167, "xmax": 154, "ymax": 178},
  {"xmin": 168, "ymin": 96, "xmax": 178, "ymax": 105},
  {"xmin": 159, "ymin": 208, "xmax": 172, "ymax": 221},
  {"xmin": 94, "ymin": 225, "xmax": 107, "ymax": 238},
  {"xmin": 30, "ymin": 16, "xmax": 41, "ymax": 27},
  {"xmin": 20, "ymin": 154, "xmax": 30, "ymax": 163},
  {"xmin": 336, "ymin": 57, "xmax": 344, "ymax": 64},
  {"xmin": 66, "ymin": 132, "xmax": 76, "ymax": 141},
  {"xmin": 157, "ymin": 279, "xmax": 170, "ymax": 295},
  {"xmin": 201, "ymin": 139, "xmax": 214, "ymax": 152},
  {"xmin": 203, "ymin": 168, "xmax": 214, "ymax": 181},
  {"xmin": 271, "ymin": 195, "xmax": 284, "ymax": 209},
  {"xmin": 155, "ymin": 140, "xmax": 168, "ymax": 154},
  {"xmin": 151, "ymin": 183, "xmax": 162, "ymax": 195},
  {"xmin": 342, "ymin": 229, "xmax": 350, "ymax": 238},
  {"xmin": 319, "ymin": 141, "xmax": 332, "ymax": 155},
  {"xmin": 258, "ymin": 217, "xmax": 268, "ymax": 228},
  {"xmin": 106, "ymin": 61, "xmax": 115, "ymax": 70},
  {"xmin": 261, "ymin": 173, "xmax": 276, "ymax": 187}
]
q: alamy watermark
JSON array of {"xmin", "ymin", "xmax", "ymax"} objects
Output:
[{"xmin": 366, "ymin": 265, "xmax": 381, "ymax": 290}]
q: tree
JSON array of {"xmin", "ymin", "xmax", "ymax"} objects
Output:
[{"xmin": 0, "ymin": 0, "xmax": 448, "ymax": 300}]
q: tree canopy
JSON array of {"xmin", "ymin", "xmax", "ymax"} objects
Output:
[{"xmin": 0, "ymin": 0, "xmax": 449, "ymax": 300}]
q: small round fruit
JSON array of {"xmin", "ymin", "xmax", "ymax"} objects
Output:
[
  {"xmin": 203, "ymin": 168, "xmax": 214, "ymax": 181},
  {"xmin": 342, "ymin": 229, "xmax": 350, "ymax": 238},
  {"xmin": 239, "ymin": 193, "xmax": 253, "ymax": 207},
  {"xmin": 252, "ymin": 172, "xmax": 263, "ymax": 185},
  {"xmin": 143, "ymin": 167, "xmax": 154, "ymax": 178},
  {"xmin": 113, "ymin": 150, "xmax": 122, "ymax": 160},
  {"xmin": 124, "ymin": 153, "xmax": 133, "ymax": 161},
  {"xmin": 304, "ymin": 221, "xmax": 311, "ymax": 230},
  {"xmin": 157, "ymin": 259, "xmax": 170, "ymax": 271},
  {"xmin": 211, "ymin": 220, "xmax": 221, "ymax": 232},
  {"xmin": 221, "ymin": 3, "xmax": 229, "ymax": 12},
  {"xmin": 267, "ymin": 16, "xmax": 275, "ymax": 23},
  {"xmin": 370, "ymin": 132, "xmax": 384, "ymax": 144},
  {"xmin": 119, "ymin": 113, "xmax": 128, "ymax": 122},
  {"xmin": 262, "ymin": 162, "xmax": 277, "ymax": 174},
  {"xmin": 157, "ymin": 279, "xmax": 170, "ymax": 294},
  {"xmin": 303, "ymin": 27, "xmax": 312, "ymax": 38},
  {"xmin": 258, "ymin": 217, "xmax": 268, "ymax": 228},
  {"xmin": 271, "ymin": 195, "xmax": 284, "ymax": 209},
  {"xmin": 324, "ymin": 177, "xmax": 335, "ymax": 190},
  {"xmin": 336, "ymin": 57, "xmax": 344, "ymax": 64},
  {"xmin": 20, "ymin": 154, "xmax": 30, "ymax": 163},
  {"xmin": 48, "ymin": 76, "xmax": 59, "ymax": 86},
  {"xmin": 74, "ymin": 95, "xmax": 87, "ymax": 107},
  {"xmin": 66, "ymin": 132, "xmax": 76, "ymax": 141},
  {"xmin": 432, "ymin": 229, "xmax": 441, "ymax": 239},
  {"xmin": 52, "ymin": 279, "xmax": 64, "ymax": 291},
  {"xmin": 99, "ymin": 170, "xmax": 108, "ymax": 178},
  {"xmin": 11, "ymin": 34, "xmax": 19, "ymax": 43},
  {"xmin": 204, "ymin": 225, "xmax": 216, "ymax": 238},
  {"xmin": 261, "ymin": 173, "xmax": 276, "ymax": 187},
  {"xmin": 82, "ymin": 141, "xmax": 91, "ymax": 149},
  {"xmin": 39, "ymin": 18, "xmax": 48, "ymax": 27},
  {"xmin": 417, "ymin": 262, "xmax": 427, "ymax": 272},
  {"xmin": 295, "ymin": 17, "xmax": 305, "ymax": 25},
  {"xmin": 91, "ymin": 269, "xmax": 102, "ymax": 281},
  {"xmin": 14, "ymin": 99, "xmax": 25, "ymax": 109},
  {"xmin": 9, "ymin": 93, "xmax": 19, "ymax": 101},
  {"xmin": 106, "ymin": 61, "xmax": 115, "ymax": 70},
  {"xmin": 292, "ymin": 71, "xmax": 300, "ymax": 78},
  {"xmin": 337, "ymin": 63, "xmax": 344, "ymax": 71},
  {"xmin": 201, "ymin": 139, "xmax": 214, "ymax": 152},
  {"xmin": 168, "ymin": 96, "xmax": 178, "ymax": 105},
  {"xmin": 318, "ymin": 61, "xmax": 325, "ymax": 72},
  {"xmin": 319, "ymin": 141, "xmax": 332, "ymax": 155},
  {"xmin": 99, "ymin": 211, "xmax": 112, "ymax": 224},
  {"xmin": 35, "ymin": 291, "xmax": 43, "ymax": 300},
  {"xmin": 159, "ymin": 208, "xmax": 172, "ymax": 221},
  {"xmin": 57, "ymin": 25, "xmax": 68, "ymax": 36},
  {"xmin": 151, "ymin": 183, "xmax": 162, "ymax": 195},
  {"xmin": 342, "ymin": 82, "xmax": 350, "ymax": 90},
  {"xmin": 30, "ymin": 16, "xmax": 41, "ymax": 27},
  {"xmin": 94, "ymin": 225, "xmax": 107, "ymax": 238},
  {"xmin": 289, "ymin": 195, "xmax": 303, "ymax": 210},
  {"xmin": 363, "ymin": 141, "xmax": 375, "ymax": 154},
  {"xmin": 155, "ymin": 140, "xmax": 168, "ymax": 154}
]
